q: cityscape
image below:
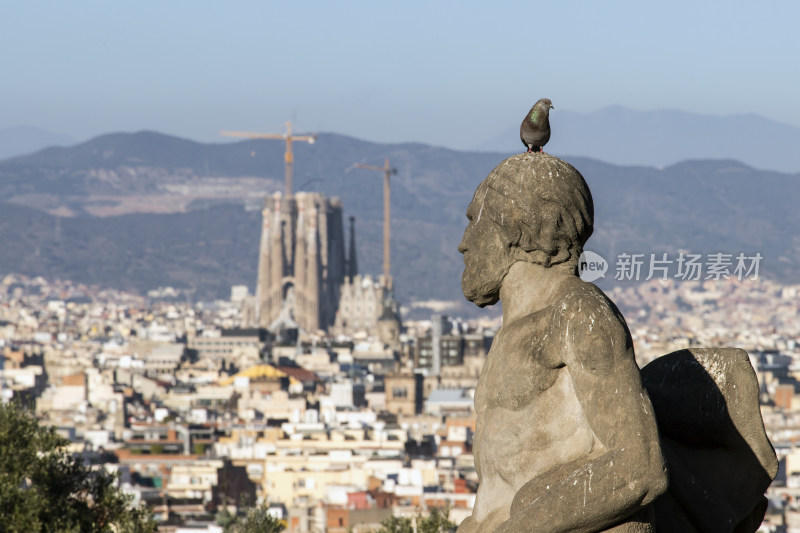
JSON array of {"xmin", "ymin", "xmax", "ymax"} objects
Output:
[
  {"xmin": 3, "ymin": 2, "xmax": 800, "ymax": 532},
  {"xmin": 1, "ymin": 120, "xmax": 798, "ymax": 533},
  {"xmin": 2, "ymin": 191, "xmax": 800, "ymax": 530}
]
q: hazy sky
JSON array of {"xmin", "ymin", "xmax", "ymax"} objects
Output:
[{"xmin": 2, "ymin": 1, "xmax": 798, "ymax": 150}]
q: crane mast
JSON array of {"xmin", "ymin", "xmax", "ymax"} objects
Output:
[
  {"xmin": 353, "ymin": 158, "xmax": 395, "ymax": 287},
  {"xmin": 220, "ymin": 121, "xmax": 316, "ymax": 197}
]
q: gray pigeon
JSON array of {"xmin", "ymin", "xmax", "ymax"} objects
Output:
[{"xmin": 520, "ymin": 98, "xmax": 554, "ymax": 153}]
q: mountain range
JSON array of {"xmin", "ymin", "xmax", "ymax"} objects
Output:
[
  {"xmin": 0, "ymin": 129, "xmax": 798, "ymax": 316},
  {"xmin": 0, "ymin": 126, "xmax": 75, "ymax": 161},
  {"xmin": 6, "ymin": 107, "xmax": 800, "ymax": 173},
  {"xmin": 477, "ymin": 106, "xmax": 800, "ymax": 174}
]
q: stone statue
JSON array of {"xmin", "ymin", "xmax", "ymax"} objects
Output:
[{"xmin": 456, "ymin": 154, "xmax": 777, "ymax": 533}]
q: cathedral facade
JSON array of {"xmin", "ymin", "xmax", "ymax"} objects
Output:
[{"xmin": 255, "ymin": 192, "xmax": 346, "ymax": 334}]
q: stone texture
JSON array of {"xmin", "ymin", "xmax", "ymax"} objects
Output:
[
  {"xmin": 641, "ymin": 348, "xmax": 778, "ymax": 531},
  {"xmin": 457, "ymin": 153, "xmax": 777, "ymax": 533}
]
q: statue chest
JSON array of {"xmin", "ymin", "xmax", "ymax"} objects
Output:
[{"xmin": 476, "ymin": 316, "xmax": 563, "ymax": 412}]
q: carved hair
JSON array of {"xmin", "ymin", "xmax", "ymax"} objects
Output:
[{"xmin": 482, "ymin": 154, "xmax": 594, "ymax": 269}]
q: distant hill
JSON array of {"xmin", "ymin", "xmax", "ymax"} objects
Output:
[
  {"xmin": 0, "ymin": 126, "xmax": 76, "ymax": 160},
  {"xmin": 477, "ymin": 107, "xmax": 800, "ymax": 174},
  {"xmin": 0, "ymin": 202, "xmax": 260, "ymax": 299},
  {"xmin": 0, "ymin": 131, "xmax": 798, "ymax": 314}
]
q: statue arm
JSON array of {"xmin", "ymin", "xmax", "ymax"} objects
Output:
[{"xmin": 497, "ymin": 292, "xmax": 668, "ymax": 533}]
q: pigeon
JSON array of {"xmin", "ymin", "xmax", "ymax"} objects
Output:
[{"xmin": 520, "ymin": 98, "xmax": 554, "ymax": 153}]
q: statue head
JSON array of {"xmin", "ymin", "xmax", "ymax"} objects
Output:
[{"xmin": 459, "ymin": 154, "xmax": 594, "ymax": 306}]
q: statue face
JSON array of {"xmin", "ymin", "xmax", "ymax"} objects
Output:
[{"xmin": 458, "ymin": 184, "xmax": 514, "ymax": 307}]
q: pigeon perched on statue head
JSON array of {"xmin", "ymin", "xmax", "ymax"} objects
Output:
[{"xmin": 520, "ymin": 98, "xmax": 554, "ymax": 154}]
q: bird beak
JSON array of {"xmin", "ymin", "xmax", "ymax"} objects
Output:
[{"xmin": 550, "ymin": 105, "xmax": 555, "ymax": 109}]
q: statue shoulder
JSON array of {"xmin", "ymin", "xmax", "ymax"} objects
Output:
[
  {"xmin": 552, "ymin": 279, "xmax": 626, "ymax": 326},
  {"xmin": 550, "ymin": 279, "xmax": 633, "ymax": 361}
]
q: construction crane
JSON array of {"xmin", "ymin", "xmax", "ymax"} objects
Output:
[
  {"xmin": 220, "ymin": 121, "xmax": 316, "ymax": 197},
  {"xmin": 351, "ymin": 158, "xmax": 396, "ymax": 287}
]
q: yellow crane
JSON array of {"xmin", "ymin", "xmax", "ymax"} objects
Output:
[
  {"xmin": 352, "ymin": 158, "xmax": 396, "ymax": 287},
  {"xmin": 220, "ymin": 121, "xmax": 316, "ymax": 197}
]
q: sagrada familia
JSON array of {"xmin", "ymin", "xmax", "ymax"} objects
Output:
[{"xmin": 251, "ymin": 191, "xmax": 400, "ymax": 343}]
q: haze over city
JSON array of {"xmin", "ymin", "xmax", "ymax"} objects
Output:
[{"xmin": 2, "ymin": 2, "xmax": 800, "ymax": 532}]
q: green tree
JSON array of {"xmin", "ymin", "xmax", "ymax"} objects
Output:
[
  {"xmin": 0, "ymin": 401, "xmax": 156, "ymax": 533},
  {"xmin": 224, "ymin": 504, "xmax": 286, "ymax": 533},
  {"xmin": 150, "ymin": 444, "xmax": 164, "ymax": 454},
  {"xmin": 416, "ymin": 507, "xmax": 456, "ymax": 533},
  {"xmin": 216, "ymin": 507, "xmax": 237, "ymax": 529},
  {"xmin": 375, "ymin": 515, "xmax": 414, "ymax": 533},
  {"xmin": 375, "ymin": 507, "xmax": 456, "ymax": 533}
]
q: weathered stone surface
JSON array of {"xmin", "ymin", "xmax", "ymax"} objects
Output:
[
  {"xmin": 457, "ymin": 153, "xmax": 777, "ymax": 533},
  {"xmin": 642, "ymin": 348, "xmax": 778, "ymax": 531}
]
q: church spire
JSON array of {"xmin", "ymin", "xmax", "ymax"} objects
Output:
[{"xmin": 347, "ymin": 216, "xmax": 358, "ymax": 283}]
